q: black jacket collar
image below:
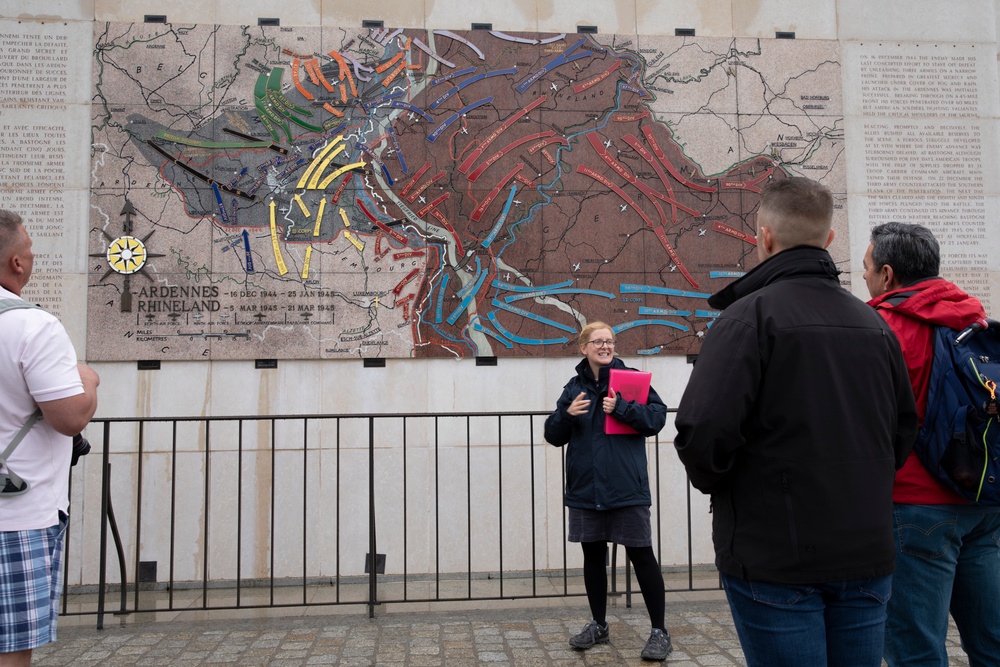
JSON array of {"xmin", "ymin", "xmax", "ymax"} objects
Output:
[
  {"xmin": 708, "ymin": 245, "xmax": 841, "ymax": 310},
  {"xmin": 575, "ymin": 355, "xmax": 627, "ymax": 386}
]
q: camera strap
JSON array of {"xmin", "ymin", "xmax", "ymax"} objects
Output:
[{"xmin": 0, "ymin": 298, "xmax": 44, "ymax": 497}]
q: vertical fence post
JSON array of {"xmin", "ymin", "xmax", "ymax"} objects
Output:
[
  {"xmin": 610, "ymin": 543, "xmax": 618, "ymax": 595},
  {"xmin": 687, "ymin": 474, "xmax": 695, "ymax": 590},
  {"xmin": 96, "ymin": 420, "xmax": 111, "ymax": 630},
  {"xmin": 368, "ymin": 416, "xmax": 377, "ymax": 618}
]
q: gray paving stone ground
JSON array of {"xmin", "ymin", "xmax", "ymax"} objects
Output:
[{"xmin": 32, "ymin": 592, "xmax": 971, "ymax": 666}]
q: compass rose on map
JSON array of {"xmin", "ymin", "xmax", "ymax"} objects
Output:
[
  {"xmin": 106, "ymin": 235, "xmax": 147, "ymax": 274},
  {"xmin": 91, "ymin": 200, "xmax": 165, "ymax": 312}
]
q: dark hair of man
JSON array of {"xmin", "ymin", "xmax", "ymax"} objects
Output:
[
  {"xmin": 758, "ymin": 176, "xmax": 834, "ymax": 248},
  {"xmin": 869, "ymin": 221, "xmax": 940, "ymax": 285},
  {"xmin": 0, "ymin": 209, "xmax": 25, "ymax": 263}
]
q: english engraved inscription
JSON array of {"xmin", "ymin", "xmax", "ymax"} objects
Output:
[
  {"xmin": 860, "ymin": 52, "xmax": 980, "ymax": 117},
  {"xmin": 858, "ymin": 45, "xmax": 991, "ymax": 313}
]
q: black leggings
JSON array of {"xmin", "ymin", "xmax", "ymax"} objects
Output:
[{"xmin": 581, "ymin": 541, "xmax": 665, "ymax": 630}]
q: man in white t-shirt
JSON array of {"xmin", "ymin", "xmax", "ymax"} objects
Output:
[{"xmin": 0, "ymin": 210, "xmax": 99, "ymax": 666}]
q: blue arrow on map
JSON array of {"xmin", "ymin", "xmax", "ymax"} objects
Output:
[{"xmin": 242, "ymin": 230, "xmax": 255, "ymax": 273}]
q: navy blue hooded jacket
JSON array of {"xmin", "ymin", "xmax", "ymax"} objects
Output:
[{"xmin": 544, "ymin": 357, "xmax": 667, "ymax": 510}]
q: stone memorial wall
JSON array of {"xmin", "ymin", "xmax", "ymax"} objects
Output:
[{"xmin": 0, "ymin": 0, "xmax": 997, "ymax": 588}]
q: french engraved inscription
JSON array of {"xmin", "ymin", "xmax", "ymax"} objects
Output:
[
  {"xmin": 0, "ymin": 28, "xmax": 75, "ymax": 320},
  {"xmin": 0, "ymin": 30, "xmax": 71, "ymax": 107}
]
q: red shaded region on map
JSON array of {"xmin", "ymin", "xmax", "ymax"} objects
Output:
[{"xmin": 384, "ymin": 36, "xmax": 779, "ymax": 357}]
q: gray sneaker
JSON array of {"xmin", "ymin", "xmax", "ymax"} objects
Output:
[
  {"xmin": 569, "ymin": 620, "xmax": 610, "ymax": 649},
  {"xmin": 641, "ymin": 628, "xmax": 673, "ymax": 661}
]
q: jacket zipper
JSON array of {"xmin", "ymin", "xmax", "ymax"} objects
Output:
[{"xmin": 781, "ymin": 472, "xmax": 799, "ymax": 560}]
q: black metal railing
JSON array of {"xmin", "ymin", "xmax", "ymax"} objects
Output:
[{"xmin": 60, "ymin": 410, "xmax": 717, "ymax": 627}]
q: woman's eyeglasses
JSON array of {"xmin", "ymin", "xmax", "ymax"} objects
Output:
[{"xmin": 587, "ymin": 340, "xmax": 615, "ymax": 348}]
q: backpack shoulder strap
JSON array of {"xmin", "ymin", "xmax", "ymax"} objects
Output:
[
  {"xmin": 0, "ymin": 299, "xmax": 41, "ymax": 315},
  {"xmin": 0, "ymin": 409, "xmax": 42, "ymax": 497},
  {"xmin": 876, "ymin": 290, "xmax": 919, "ymax": 310},
  {"xmin": 1, "ymin": 410, "xmax": 43, "ymax": 462},
  {"xmin": 0, "ymin": 299, "xmax": 44, "ymax": 496}
]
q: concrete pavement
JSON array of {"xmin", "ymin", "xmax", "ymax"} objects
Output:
[{"xmin": 33, "ymin": 591, "xmax": 972, "ymax": 666}]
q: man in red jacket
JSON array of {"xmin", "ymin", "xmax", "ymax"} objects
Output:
[{"xmin": 864, "ymin": 222, "xmax": 1000, "ymax": 667}]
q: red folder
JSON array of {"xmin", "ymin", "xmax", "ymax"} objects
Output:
[{"xmin": 605, "ymin": 369, "xmax": 652, "ymax": 435}]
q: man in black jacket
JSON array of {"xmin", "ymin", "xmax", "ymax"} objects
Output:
[{"xmin": 673, "ymin": 177, "xmax": 917, "ymax": 667}]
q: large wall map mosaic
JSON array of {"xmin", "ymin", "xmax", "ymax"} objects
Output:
[{"xmin": 89, "ymin": 24, "xmax": 845, "ymax": 359}]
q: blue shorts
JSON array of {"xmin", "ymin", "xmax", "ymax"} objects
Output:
[{"xmin": 0, "ymin": 514, "xmax": 68, "ymax": 653}]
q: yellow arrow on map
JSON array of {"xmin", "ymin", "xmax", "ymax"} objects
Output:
[
  {"xmin": 307, "ymin": 144, "xmax": 347, "ymax": 189},
  {"xmin": 318, "ymin": 160, "xmax": 367, "ymax": 190},
  {"xmin": 302, "ymin": 246, "xmax": 313, "ymax": 279},
  {"xmin": 313, "ymin": 198, "xmax": 326, "ymax": 237},
  {"xmin": 269, "ymin": 200, "xmax": 289, "ymax": 276},
  {"xmin": 296, "ymin": 136, "xmax": 344, "ymax": 189},
  {"xmin": 293, "ymin": 193, "xmax": 311, "ymax": 218},
  {"xmin": 338, "ymin": 207, "xmax": 365, "ymax": 253}
]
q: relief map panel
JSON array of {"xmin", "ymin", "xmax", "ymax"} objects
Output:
[{"xmin": 90, "ymin": 24, "xmax": 844, "ymax": 360}]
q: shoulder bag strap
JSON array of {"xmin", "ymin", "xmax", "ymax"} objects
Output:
[
  {"xmin": 0, "ymin": 298, "xmax": 41, "ymax": 314},
  {"xmin": 0, "ymin": 299, "xmax": 45, "ymax": 495},
  {"xmin": 0, "ymin": 409, "xmax": 42, "ymax": 496}
]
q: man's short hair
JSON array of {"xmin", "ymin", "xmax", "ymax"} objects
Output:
[
  {"xmin": 869, "ymin": 222, "xmax": 940, "ymax": 285},
  {"xmin": 0, "ymin": 209, "xmax": 25, "ymax": 263},
  {"xmin": 758, "ymin": 177, "xmax": 833, "ymax": 248}
]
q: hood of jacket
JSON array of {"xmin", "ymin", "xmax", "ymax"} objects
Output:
[
  {"xmin": 867, "ymin": 277, "xmax": 985, "ymax": 330},
  {"xmin": 708, "ymin": 245, "xmax": 841, "ymax": 310}
]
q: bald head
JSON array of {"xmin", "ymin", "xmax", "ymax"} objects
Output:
[
  {"xmin": 0, "ymin": 209, "xmax": 32, "ymax": 295},
  {"xmin": 0, "ymin": 209, "xmax": 24, "ymax": 260},
  {"xmin": 756, "ymin": 177, "xmax": 834, "ymax": 258}
]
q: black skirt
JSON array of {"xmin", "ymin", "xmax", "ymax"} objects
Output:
[{"xmin": 567, "ymin": 505, "xmax": 652, "ymax": 547}]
